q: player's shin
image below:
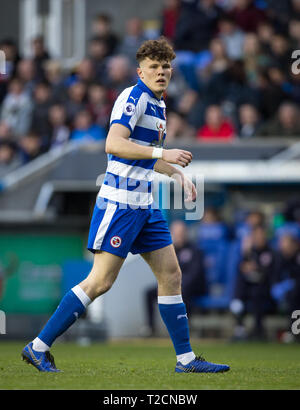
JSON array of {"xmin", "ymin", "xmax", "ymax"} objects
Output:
[
  {"xmin": 32, "ymin": 285, "xmax": 91, "ymax": 352},
  {"xmin": 158, "ymin": 295, "xmax": 195, "ymax": 365}
]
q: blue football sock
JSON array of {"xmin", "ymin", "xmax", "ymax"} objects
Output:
[
  {"xmin": 37, "ymin": 285, "xmax": 91, "ymax": 348},
  {"xmin": 158, "ymin": 295, "xmax": 192, "ymax": 356}
]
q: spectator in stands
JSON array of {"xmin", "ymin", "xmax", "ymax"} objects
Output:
[
  {"xmin": 65, "ymin": 81, "xmax": 87, "ymax": 122},
  {"xmin": 238, "ymin": 103, "xmax": 261, "ymax": 138},
  {"xmin": 31, "ymin": 35, "xmax": 50, "ymax": 81},
  {"xmin": 256, "ymin": 69, "xmax": 288, "ymax": 120},
  {"xmin": 224, "ymin": 59, "xmax": 259, "ymax": 107},
  {"xmin": 264, "ymin": 0, "xmax": 291, "ymax": 32},
  {"xmin": 289, "ymin": 19, "xmax": 300, "ymax": 49},
  {"xmin": 0, "ymin": 77, "xmax": 33, "ymax": 138},
  {"xmin": 202, "ymin": 38, "xmax": 230, "ymax": 79},
  {"xmin": 16, "ymin": 59, "xmax": 37, "ymax": 96},
  {"xmin": 86, "ymin": 83, "xmax": 111, "ymax": 129},
  {"xmin": 117, "ymin": 17, "xmax": 147, "ymax": 65},
  {"xmin": 0, "ymin": 121, "xmax": 13, "ymax": 140},
  {"xmin": 257, "ymin": 102, "xmax": 300, "ymax": 138},
  {"xmin": 290, "ymin": 0, "xmax": 300, "ymax": 20},
  {"xmin": 0, "ymin": 140, "xmax": 21, "ymax": 177},
  {"xmin": 174, "ymin": 0, "xmax": 224, "ymax": 52},
  {"xmin": 48, "ymin": 105, "xmax": 70, "ymax": 149},
  {"xmin": 256, "ymin": 21, "xmax": 274, "ymax": 55},
  {"xmin": 191, "ymin": 58, "xmax": 259, "ymax": 130},
  {"xmin": 161, "ymin": 0, "xmax": 180, "ymax": 41},
  {"xmin": 91, "ymin": 14, "xmax": 119, "ymax": 57},
  {"xmin": 142, "ymin": 220, "xmax": 207, "ymax": 336},
  {"xmin": 269, "ymin": 34, "xmax": 292, "ymax": 73},
  {"xmin": 197, "ymin": 104, "xmax": 235, "ymax": 141},
  {"xmin": 228, "ymin": 0, "xmax": 266, "ymax": 33},
  {"xmin": 235, "ymin": 210, "xmax": 266, "ymax": 251},
  {"xmin": 246, "ymin": 210, "xmax": 265, "ymax": 229},
  {"xmin": 43, "ymin": 60, "xmax": 67, "ymax": 104},
  {"xmin": 75, "ymin": 59, "xmax": 96, "ymax": 88},
  {"xmin": 218, "ymin": 15, "xmax": 245, "ymax": 60},
  {"xmin": 166, "ymin": 111, "xmax": 196, "ymax": 141},
  {"xmin": 242, "ymin": 33, "xmax": 270, "ymax": 86},
  {"xmin": 30, "ymin": 82, "xmax": 53, "ymax": 146},
  {"xmin": 19, "ymin": 131, "xmax": 43, "ymax": 164},
  {"xmin": 105, "ymin": 56, "xmax": 134, "ymax": 98},
  {"xmin": 88, "ymin": 37, "xmax": 109, "ymax": 82},
  {"xmin": 70, "ymin": 110, "xmax": 106, "ymax": 143},
  {"xmin": 230, "ymin": 225, "xmax": 276, "ymax": 340}
]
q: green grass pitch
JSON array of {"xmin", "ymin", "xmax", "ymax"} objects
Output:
[{"xmin": 0, "ymin": 339, "xmax": 299, "ymax": 390}]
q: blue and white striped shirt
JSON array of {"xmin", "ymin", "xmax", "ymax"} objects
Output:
[{"xmin": 98, "ymin": 79, "xmax": 167, "ymax": 207}]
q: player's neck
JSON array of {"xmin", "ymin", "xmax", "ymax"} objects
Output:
[
  {"xmin": 153, "ymin": 90, "xmax": 163, "ymax": 100},
  {"xmin": 139, "ymin": 78, "xmax": 163, "ymax": 100}
]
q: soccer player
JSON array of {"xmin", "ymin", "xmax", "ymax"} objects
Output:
[{"xmin": 22, "ymin": 38, "xmax": 230, "ymax": 373}]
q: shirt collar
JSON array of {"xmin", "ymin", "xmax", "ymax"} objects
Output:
[{"xmin": 137, "ymin": 78, "xmax": 163, "ymax": 101}]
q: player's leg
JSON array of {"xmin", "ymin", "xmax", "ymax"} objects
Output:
[
  {"xmin": 22, "ymin": 251, "xmax": 124, "ymax": 371},
  {"xmin": 141, "ymin": 244, "xmax": 195, "ymax": 360},
  {"xmin": 79, "ymin": 250, "xmax": 125, "ymax": 299},
  {"xmin": 141, "ymin": 244, "xmax": 230, "ymax": 373}
]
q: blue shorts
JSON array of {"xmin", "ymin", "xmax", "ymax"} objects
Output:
[{"xmin": 87, "ymin": 198, "xmax": 173, "ymax": 258}]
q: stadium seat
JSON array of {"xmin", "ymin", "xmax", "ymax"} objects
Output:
[
  {"xmin": 197, "ymin": 222, "xmax": 230, "ymax": 284},
  {"xmin": 61, "ymin": 260, "xmax": 92, "ymax": 297},
  {"xmin": 193, "ymin": 240, "xmax": 241, "ymax": 310}
]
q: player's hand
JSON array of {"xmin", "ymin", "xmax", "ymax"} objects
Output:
[
  {"xmin": 183, "ymin": 175, "xmax": 197, "ymax": 202},
  {"xmin": 173, "ymin": 174, "xmax": 197, "ymax": 202},
  {"xmin": 162, "ymin": 149, "xmax": 192, "ymax": 168}
]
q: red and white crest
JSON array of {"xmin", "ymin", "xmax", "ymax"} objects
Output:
[
  {"xmin": 156, "ymin": 122, "xmax": 166, "ymax": 145},
  {"xmin": 110, "ymin": 236, "xmax": 122, "ymax": 248}
]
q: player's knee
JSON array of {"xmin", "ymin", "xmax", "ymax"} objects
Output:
[
  {"xmin": 165, "ymin": 266, "xmax": 182, "ymax": 289},
  {"xmin": 91, "ymin": 277, "xmax": 114, "ymax": 298},
  {"xmin": 80, "ymin": 273, "xmax": 114, "ymax": 300}
]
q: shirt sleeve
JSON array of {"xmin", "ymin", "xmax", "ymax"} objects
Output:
[{"xmin": 110, "ymin": 87, "xmax": 145, "ymax": 133}]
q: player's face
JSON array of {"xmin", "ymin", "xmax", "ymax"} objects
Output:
[{"xmin": 137, "ymin": 57, "xmax": 172, "ymax": 98}]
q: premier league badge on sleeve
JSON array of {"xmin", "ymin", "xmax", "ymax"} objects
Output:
[{"xmin": 123, "ymin": 102, "xmax": 135, "ymax": 116}]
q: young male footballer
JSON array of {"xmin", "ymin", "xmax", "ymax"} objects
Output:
[{"xmin": 22, "ymin": 38, "xmax": 230, "ymax": 374}]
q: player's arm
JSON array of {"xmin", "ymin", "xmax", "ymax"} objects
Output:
[
  {"xmin": 154, "ymin": 159, "xmax": 197, "ymax": 202},
  {"xmin": 105, "ymin": 123, "xmax": 193, "ymax": 167}
]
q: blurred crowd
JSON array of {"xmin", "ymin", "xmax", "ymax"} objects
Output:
[
  {"xmin": 1, "ymin": 0, "xmax": 300, "ymax": 177},
  {"xmin": 145, "ymin": 197, "xmax": 300, "ymax": 342}
]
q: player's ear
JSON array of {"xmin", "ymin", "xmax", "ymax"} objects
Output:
[{"xmin": 137, "ymin": 66, "xmax": 144, "ymax": 80}]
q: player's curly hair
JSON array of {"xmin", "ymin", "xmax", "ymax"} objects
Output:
[{"xmin": 136, "ymin": 37, "xmax": 176, "ymax": 64}]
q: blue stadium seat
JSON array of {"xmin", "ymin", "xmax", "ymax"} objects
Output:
[
  {"xmin": 193, "ymin": 240, "xmax": 241, "ymax": 310},
  {"xmin": 61, "ymin": 260, "xmax": 92, "ymax": 297},
  {"xmin": 197, "ymin": 222, "xmax": 229, "ymax": 284}
]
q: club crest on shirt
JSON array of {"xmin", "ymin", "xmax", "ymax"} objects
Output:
[
  {"xmin": 123, "ymin": 102, "xmax": 135, "ymax": 116},
  {"xmin": 110, "ymin": 236, "xmax": 122, "ymax": 248},
  {"xmin": 156, "ymin": 121, "xmax": 165, "ymax": 145}
]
